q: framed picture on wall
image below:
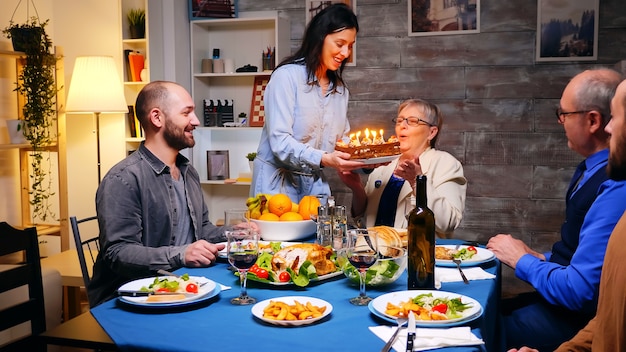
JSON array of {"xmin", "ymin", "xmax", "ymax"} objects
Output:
[
  {"xmin": 408, "ymin": 0, "xmax": 480, "ymax": 36},
  {"xmin": 207, "ymin": 150, "xmax": 230, "ymax": 180},
  {"xmin": 189, "ymin": 0, "xmax": 238, "ymax": 21},
  {"xmin": 305, "ymin": 0, "xmax": 356, "ymax": 66},
  {"xmin": 249, "ymin": 76, "xmax": 269, "ymax": 127},
  {"xmin": 536, "ymin": 0, "xmax": 598, "ymax": 62}
]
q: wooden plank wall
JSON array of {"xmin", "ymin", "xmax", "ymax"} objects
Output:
[{"xmin": 240, "ymin": 0, "xmax": 626, "ymax": 295}]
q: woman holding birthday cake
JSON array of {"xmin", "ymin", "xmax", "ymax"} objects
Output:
[
  {"xmin": 340, "ymin": 99, "xmax": 467, "ymax": 238},
  {"xmin": 250, "ymin": 3, "xmax": 367, "ymax": 202}
]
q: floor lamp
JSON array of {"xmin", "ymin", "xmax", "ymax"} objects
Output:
[{"xmin": 66, "ymin": 56, "xmax": 128, "ymax": 184}]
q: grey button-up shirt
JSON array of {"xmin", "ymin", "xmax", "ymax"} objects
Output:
[{"xmin": 88, "ymin": 142, "xmax": 225, "ymax": 306}]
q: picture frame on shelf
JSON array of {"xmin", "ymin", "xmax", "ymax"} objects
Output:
[
  {"xmin": 207, "ymin": 150, "xmax": 230, "ymax": 180},
  {"xmin": 249, "ymin": 76, "xmax": 269, "ymax": 127},
  {"xmin": 408, "ymin": 0, "xmax": 479, "ymax": 37},
  {"xmin": 189, "ymin": 0, "xmax": 238, "ymax": 21},
  {"xmin": 305, "ymin": 0, "xmax": 356, "ymax": 66},
  {"xmin": 536, "ymin": 0, "xmax": 598, "ymax": 62}
]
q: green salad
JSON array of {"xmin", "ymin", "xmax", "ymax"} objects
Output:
[{"xmin": 340, "ymin": 257, "xmax": 403, "ymax": 286}]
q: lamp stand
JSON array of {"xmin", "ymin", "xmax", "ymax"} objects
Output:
[{"xmin": 94, "ymin": 112, "xmax": 102, "ymax": 184}]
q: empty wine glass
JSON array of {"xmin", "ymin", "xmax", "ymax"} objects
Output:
[
  {"xmin": 226, "ymin": 229, "xmax": 258, "ymax": 305},
  {"xmin": 224, "ymin": 209, "xmax": 250, "ymax": 228},
  {"xmin": 346, "ymin": 229, "xmax": 379, "ymax": 305}
]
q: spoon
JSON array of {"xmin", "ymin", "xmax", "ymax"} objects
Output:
[
  {"xmin": 381, "ymin": 316, "xmax": 408, "ymax": 352},
  {"xmin": 452, "ymin": 259, "xmax": 470, "ymax": 284}
]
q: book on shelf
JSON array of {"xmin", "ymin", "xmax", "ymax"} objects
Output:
[
  {"xmin": 127, "ymin": 51, "xmax": 145, "ymax": 82},
  {"xmin": 123, "ymin": 49, "xmax": 133, "ymax": 81},
  {"xmin": 127, "ymin": 105, "xmax": 143, "ymax": 138}
]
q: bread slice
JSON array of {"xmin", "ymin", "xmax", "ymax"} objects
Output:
[{"xmin": 368, "ymin": 226, "xmax": 403, "ymax": 256}]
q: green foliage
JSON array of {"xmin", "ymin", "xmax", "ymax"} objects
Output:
[
  {"xmin": 127, "ymin": 8, "xmax": 145, "ymax": 27},
  {"xmin": 246, "ymin": 152, "xmax": 257, "ymax": 161},
  {"xmin": 2, "ymin": 16, "xmax": 58, "ymax": 222}
]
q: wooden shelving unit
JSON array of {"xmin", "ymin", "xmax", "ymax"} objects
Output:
[{"xmin": 0, "ymin": 47, "xmax": 69, "ymax": 251}]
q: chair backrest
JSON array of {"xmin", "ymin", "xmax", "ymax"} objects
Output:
[
  {"xmin": 70, "ymin": 216, "xmax": 99, "ymax": 295},
  {"xmin": 0, "ymin": 222, "xmax": 46, "ymax": 349}
]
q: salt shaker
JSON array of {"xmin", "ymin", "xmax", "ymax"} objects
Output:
[
  {"xmin": 316, "ymin": 205, "xmax": 332, "ymax": 246},
  {"xmin": 332, "ymin": 205, "xmax": 347, "ymax": 250}
]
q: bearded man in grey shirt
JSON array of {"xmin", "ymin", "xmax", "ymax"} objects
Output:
[{"xmin": 89, "ymin": 81, "xmax": 226, "ymax": 306}]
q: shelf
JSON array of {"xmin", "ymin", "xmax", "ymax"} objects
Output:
[
  {"xmin": 193, "ymin": 72, "xmax": 271, "ymax": 78},
  {"xmin": 122, "ymin": 38, "xmax": 147, "ymax": 44},
  {"xmin": 200, "ymin": 180, "xmax": 251, "ymax": 185},
  {"xmin": 124, "ymin": 81, "xmax": 148, "ymax": 86},
  {"xmin": 0, "ymin": 143, "xmax": 30, "ymax": 150},
  {"xmin": 0, "ymin": 50, "xmax": 25, "ymax": 57},
  {"xmin": 34, "ymin": 224, "xmax": 61, "ymax": 236},
  {"xmin": 196, "ymin": 126, "xmax": 261, "ymax": 131},
  {"xmin": 125, "ymin": 137, "xmax": 144, "ymax": 142}
]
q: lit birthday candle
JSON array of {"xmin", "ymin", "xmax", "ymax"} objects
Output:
[{"xmin": 361, "ymin": 128, "xmax": 372, "ymax": 145}]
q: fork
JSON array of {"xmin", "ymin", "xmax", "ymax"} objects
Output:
[
  {"xmin": 452, "ymin": 259, "xmax": 470, "ymax": 284},
  {"xmin": 381, "ymin": 316, "xmax": 408, "ymax": 352}
]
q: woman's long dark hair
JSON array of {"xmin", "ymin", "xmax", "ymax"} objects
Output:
[{"xmin": 277, "ymin": 3, "xmax": 358, "ymax": 90}]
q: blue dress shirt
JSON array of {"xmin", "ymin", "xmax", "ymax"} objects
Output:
[{"xmin": 516, "ymin": 149, "xmax": 626, "ymax": 314}]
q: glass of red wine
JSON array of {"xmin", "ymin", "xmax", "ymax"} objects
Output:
[
  {"xmin": 226, "ymin": 229, "xmax": 258, "ymax": 305},
  {"xmin": 346, "ymin": 229, "xmax": 379, "ymax": 305}
]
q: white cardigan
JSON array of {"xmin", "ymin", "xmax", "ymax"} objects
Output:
[{"xmin": 362, "ymin": 148, "xmax": 467, "ymax": 238}]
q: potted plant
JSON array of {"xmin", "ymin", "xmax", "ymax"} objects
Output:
[
  {"xmin": 2, "ymin": 15, "xmax": 57, "ymax": 222},
  {"xmin": 127, "ymin": 8, "xmax": 146, "ymax": 39},
  {"xmin": 246, "ymin": 152, "xmax": 256, "ymax": 172}
]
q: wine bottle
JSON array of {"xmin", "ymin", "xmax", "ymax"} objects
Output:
[{"xmin": 407, "ymin": 175, "xmax": 436, "ymax": 289}]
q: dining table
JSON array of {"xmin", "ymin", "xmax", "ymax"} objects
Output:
[{"xmin": 40, "ymin": 239, "xmax": 502, "ymax": 351}]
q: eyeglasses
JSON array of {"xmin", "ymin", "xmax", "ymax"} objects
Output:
[
  {"xmin": 555, "ymin": 108, "xmax": 591, "ymax": 124},
  {"xmin": 392, "ymin": 116, "xmax": 435, "ymax": 127}
]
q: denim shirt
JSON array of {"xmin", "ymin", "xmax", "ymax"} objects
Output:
[
  {"xmin": 88, "ymin": 142, "xmax": 224, "ymax": 306},
  {"xmin": 250, "ymin": 63, "xmax": 351, "ymax": 201}
]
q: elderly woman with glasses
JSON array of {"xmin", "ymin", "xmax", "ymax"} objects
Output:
[{"xmin": 339, "ymin": 98, "xmax": 467, "ymax": 238}]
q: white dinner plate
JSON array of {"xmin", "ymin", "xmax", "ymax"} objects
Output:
[
  {"xmin": 217, "ymin": 240, "xmax": 301, "ymax": 259},
  {"xmin": 251, "ymin": 296, "xmax": 332, "ymax": 326},
  {"xmin": 353, "ymin": 155, "xmax": 399, "ymax": 165},
  {"xmin": 117, "ymin": 276, "xmax": 219, "ymax": 308},
  {"xmin": 369, "ymin": 290, "xmax": 483, "ymax": 327},
  {"xmin": 436, "ymin": 245, "xmax": 496, "ymax": 267}
]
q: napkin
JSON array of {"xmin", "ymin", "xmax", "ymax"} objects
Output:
[
  {"xmin": 435, "ymin": 267, "xmax": 495, "ymax": 288},
  {"xmin": 370, "ymin": 325, "xmax": 484, "ymax": 351}
]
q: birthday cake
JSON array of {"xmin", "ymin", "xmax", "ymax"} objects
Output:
[{"xmin": 335, "ymin": 129, "xmax": 400, "ymax": 159}]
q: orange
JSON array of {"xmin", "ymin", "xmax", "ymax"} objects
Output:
[
  {"xmin": 279, "ymin": 211, "xmax": 304, "ymax": 221},
  {"xmin": 298, "ymin": 195, "xmax": 321, "ymax": 220},
  {"xmin": 268, "ymin": 193, "xmax": 293, "ymax": 217},
  {"xmin": 258, "ymin": 212, "xmax": 280, "ymax": 221}
]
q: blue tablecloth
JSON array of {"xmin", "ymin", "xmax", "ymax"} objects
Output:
[{"xmin": 91, "ymin": 241, "xmax": 501, "ymax": 351}]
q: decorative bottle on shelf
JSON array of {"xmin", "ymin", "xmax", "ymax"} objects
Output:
[{"xmin": 407, "ymin": 175, "xmax": 435, "ymax": 290}]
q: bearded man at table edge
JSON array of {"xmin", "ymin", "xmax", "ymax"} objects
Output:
[
  {"xmin": 487, "ymin": 68, "xmax": 626, "ymax": 350},
  {"xmin": 508, "ymin": 78, "xmax": 626, "ymax": 352},
  {"xmin": 88, "ymin": 81, "xmax": 226, "ymax": 307}
]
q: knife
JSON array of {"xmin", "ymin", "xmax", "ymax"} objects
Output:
[{"xmin": 406, "ymin": 311, "xmax": 416, "ymax": 352}]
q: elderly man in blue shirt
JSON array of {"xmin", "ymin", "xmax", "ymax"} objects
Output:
[{"xmin": 487, "ymin": 68, "xmax": 626, "ymax": 351}]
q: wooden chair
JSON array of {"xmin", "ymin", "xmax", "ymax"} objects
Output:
[
  {"xmin": 70, "ymin": 215, "xmax": 99, "ymax": 308},
  {"xmin": 0, "ymin": 222, "xmax": 46, "ymax": 351}
]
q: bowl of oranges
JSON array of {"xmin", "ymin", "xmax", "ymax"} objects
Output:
[{"xmin": 246, "ymin": 193, "xmax": 320, "ymax": 241}]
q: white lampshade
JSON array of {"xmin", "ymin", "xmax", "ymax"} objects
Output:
[{"xmin": 66, "ymin": 56, "xmax": 128, "ymax": 113}]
